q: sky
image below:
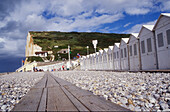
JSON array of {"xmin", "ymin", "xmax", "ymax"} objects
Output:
[{"xmin": 0, "ymin": 0, "xmax": 170, "ymax": 72}]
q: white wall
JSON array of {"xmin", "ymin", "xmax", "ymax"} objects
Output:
[
  {"xmin": 99, "ymin": 51, "xmax": 103, "ymax": 70},
  {"xmin": 113, "ymin": 46, "xmax": 121, "ymax": 70},
  {"xmin": 129, "ymin": 36, "xmax": 141, "ymax": 71},
  {"xmin": 155, "ymin": 16, "xmax": 170, "ymax": 69},
  {"xmin": 120, "ymin": 41, "xmax": 129, "ymax": 70},
  {"xmin": 139, "ymin": 27, "xmax": 157, "ymax": 70},
  {"xmin": 108, "ymin": 48, "xmax": 114, "ymax": 70}
]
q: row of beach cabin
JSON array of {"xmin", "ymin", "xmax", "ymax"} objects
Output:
[{"xmin": 80, "ymin": 13, "xmax": 170, "ymax": 71}]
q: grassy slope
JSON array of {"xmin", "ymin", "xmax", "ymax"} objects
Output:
[{"xmin": 30, "ymin": 31, "xmax": 130, "ymax": 61}]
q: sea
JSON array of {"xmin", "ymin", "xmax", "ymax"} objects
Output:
[{"xmin": 0, "ymin": 56, "xmax": 25, "ymax": 73}]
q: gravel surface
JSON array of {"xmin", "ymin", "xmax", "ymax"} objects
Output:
[
  {"xmin": 52, "ymin": 71, "xmax": 170, "ymax": 111},
  {"xmin": 0, "ymin": 72, "xmax": 44, "ymax": 111}
]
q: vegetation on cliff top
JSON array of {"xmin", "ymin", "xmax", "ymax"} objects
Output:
[{"xmin": 29, "ymin": 31, "xmax": 130, "ymax": 61}]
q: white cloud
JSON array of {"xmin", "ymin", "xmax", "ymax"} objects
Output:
[
  {"xmin": 124, "ymin": 20, "xmax": 157, "ymax": 33},
  {"xmin": 0, "ymin": 37, "xmax": 25, "ymax": 57},
  {"xmin": 158, "ymin": 0, "xmax": 170, "ymax": 11},
  {"xmin": 124, "ymin": 22, "xmax": 131, "ymax": 27},
  {"xmin": 0, "ymin": 0, "xmax": 170, "ymax": 57},
  {"xmin": 125, "ymin": 8, "xmax": 150, "ymax": 15},
  {"xmin": 0, "ymin": 38, "xmax": 5, "ymax": 42}
]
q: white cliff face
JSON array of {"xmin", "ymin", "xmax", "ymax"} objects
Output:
[
  {"xmin": 33, "ymin": 45, "xmax": 42, "ymax": 56},
  {"xmin": 25, "ymin": 32, "xmax": 42, "ymax": 57}
]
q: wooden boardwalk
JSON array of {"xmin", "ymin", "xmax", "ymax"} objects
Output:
[{"xmin": 12, "ymin": 72, "xmax": 131, "ymax": 111}]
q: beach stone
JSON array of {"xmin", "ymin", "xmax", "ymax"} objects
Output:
[
  {"xmin": 128, "ymin": 104, "xmax": 135, "ymax": 111},
  {"xmin": 0, "ymin": 72, "xmax": 44, "ymax": 111},
  {"xmin": 153, "ymin": 94, "xmax": 160, "ymax": 100},
  {"xmin": 159, "ymin": 101, "xmax": 169, "ymax": 110},
  {"xmin": 148, "ymin": 96, "xmax": 157, "ymax": 104},
  {"xmin": 119, "ymin": 97, "xmax": 128, "ymax": 105},
  {"xmin": 1, "ymin": 105, "xmax": 7, "ymax": 110},
  {"xmin": 167, "ymin": 100, "xmax": 170, "ymax": 106},
  {"xmin": 134, "ymin": 106, "xmax": 141, "ymax": 111},
  {"xmin": 167, "ymin": 86, "xmax": 170, "ymax": 93},
  {"xmin": 127, "ymin": 99, "xmax": 135, "ymax": 106},
  {"xmin": 103, "ymin": 95, "xmax": 108, "ymax": 100},
  {"xmin": 10, "ymin": 99, "xmax": 15, "ymax": 104},
  {"xmin": 51, "ymin": 71, "xmax": 170, "ymax": 111}
]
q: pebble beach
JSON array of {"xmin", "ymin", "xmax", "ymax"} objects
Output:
[
  {"xmin": 52, "ymin": 71, "xmax": 170, "ymax": 111},
  {"xmin": 0, "ymin": 71, "xmax": 170, "ymax": 111},
  {"xmin": 0, "ymin": 72, "xmax": 44, "ymax": 111}
]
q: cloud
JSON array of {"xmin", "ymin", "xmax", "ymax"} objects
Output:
[
  {"xmin": 156, "ymin": 0, "xmax": 170, "ymax": 11},
  {"xmin": 124, "ymin": 20, "xmax": 157, "ymax": 33},
  {"xmin": 0, "ymin": 0, "xmax": 170, "ymax": 58},
  {"xmin": 0, "ymin": 21, "xmax": 20, "ymax": 32},
  {"xmin": 0, "ymin": 37, "xmax": 26, "ymax": 57},
  {"xmin": 125, "ymin": 8, "xmax": 150, "ymax": 15},
  {"xmin": 124, "ymin": 22, "xmax": 132, "ymax": 27}
]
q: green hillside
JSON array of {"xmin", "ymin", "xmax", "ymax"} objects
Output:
[{"xmin": 29, "ymin": 31, "xmax": 130, "ymax": 61}]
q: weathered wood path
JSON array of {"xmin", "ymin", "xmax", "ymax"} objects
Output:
[{"xmin": 12, "ymin": 72, "xmax": 131, "ymax": 111}]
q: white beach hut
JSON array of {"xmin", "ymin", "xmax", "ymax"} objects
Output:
[
  {"xmin": 89, "ymin": 54, "xmax": 93, "ymax": 70},
  {"xmin": 120, "ymin": 38, "xmax": 130, "ymax": 71},
  {"xmin": 80, "ymin": 57, "xmax": 84, "ymax": 70},
  {"xmin": 113, "ymin": 43, "xmax": 121, "ymax": 70},
  {"xmin": 99, "ymin": 50, "xmax": 104, "ymax": 70},
  {"xmin": 81, "ymin": 56, "xmax": 87, "ymax": 70},
  {"xmin": 153, "ymin": 13, "xmax": 170, "ymax": 70},
  {"xmin": 128, "ymin": 33, "xmax": 141, "ymax": 71},
  {"xmin": 139, "ymin": 25, "xmax": 157, "ymax": 70},
  {"xmin": 103, "ymin": 48, "xmax": 109, "ymax": 70},
  {"xmin": 95, "ymin": 52, "xmax": 100, "ymax": 70},
  {"xmin": 92, "ymin": 53, "xmax": 96, "ymax": 70},
  {"xmin": 86, "ymin": 55, "xmax": 90, "ymax": 70},
  {"xmin": 108, "ymin": 46, "xmax": 114, "ymax": 70}
]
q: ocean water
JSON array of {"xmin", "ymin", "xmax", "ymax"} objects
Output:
[{"xmin": 0, "ymin": 56, "xmax": 25, "ymax": 73}]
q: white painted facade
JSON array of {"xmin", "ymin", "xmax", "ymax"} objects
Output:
[
  {"xmin": 103, "ymin": 48, "xmax": 109, "ymax": 70},
  {"xmin": 86, "ymin": 55, "xmax": 90, "ymax": 70},
  {"xmin": 108, "ymin": 46, "xmax": 114, "ymax": 70},
  {"xmin": 99, "ymin": 50, "xmax": 103, "ymax": 70},
  {"xmin": 89, "ymin": 54, "xmax": 93, "ymax": 70},
  {"xmin": 92, "ymin": 53, "xmax": 96, "ymax": 70},
  {"xmin": 128, "ymin": 33, "xmax": 141, "ymax": 71},
  {"xmin": 139, "ymin": 25, "xmax": 157, "ymax": 70},
  {"xmin": 153, "ymin": 13, "xmax": 170, "ymax": 70},
  {"xmin": 120, "ymin": 38, "xmax": 129, "ymax": 71},
  {"xmin": 95, "ymin": 52, "xmax": 99, "ymax": 70},
  {"xmin": 81, "ymin": 56, "xmax": 86, "ymax": 70},
  {"xmin": 113, "ymin": 43, "xmax": 121, "ymax": 70}
]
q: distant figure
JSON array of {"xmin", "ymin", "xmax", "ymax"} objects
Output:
[
  {"xmin": 62, "ymin": 65, "xmax": 65, "ymax": 70},
  {"xmin": 33, "ymin": 66, "xmax": 36, "ymax": 72}
]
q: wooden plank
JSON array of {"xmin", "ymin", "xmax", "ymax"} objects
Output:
[
  {"xmin": 52, "ymin": 75, "xmax": 74, "ymax": 86},
  {"xmin": 33, "ymin": 73, "xmax": 47, "ymax": 89},
  {"xmin": 61, "ymin": 86, "xmax": 89, "ymax": 111},
  {"xmin": 64, "ymin": 85, "xmax": 131, "ymax": 111},
  {"xmin": 46, "ymin": 87, "xmax": 57, "ymax": 111},
  {"xmin": 47, "ymin": 87, "xmax": 78, "ymax": 111},
  {"xmin": 38, "ymin": 88, "xmax": 47, "ymax": 111},
  {"xmin": 64, "ymin": 85, "xmax": 94, "ymax": 98},
  {"xmin": 12, "ymin": 88, "xmax": 43, "ymax": 111},
  {"xmin": 79, "ymin": 95, "xmax": 130, "ymax": 111},
  {"xmin": 46, "ymin": 74, "xmax": 59, "ymax": 87}
]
